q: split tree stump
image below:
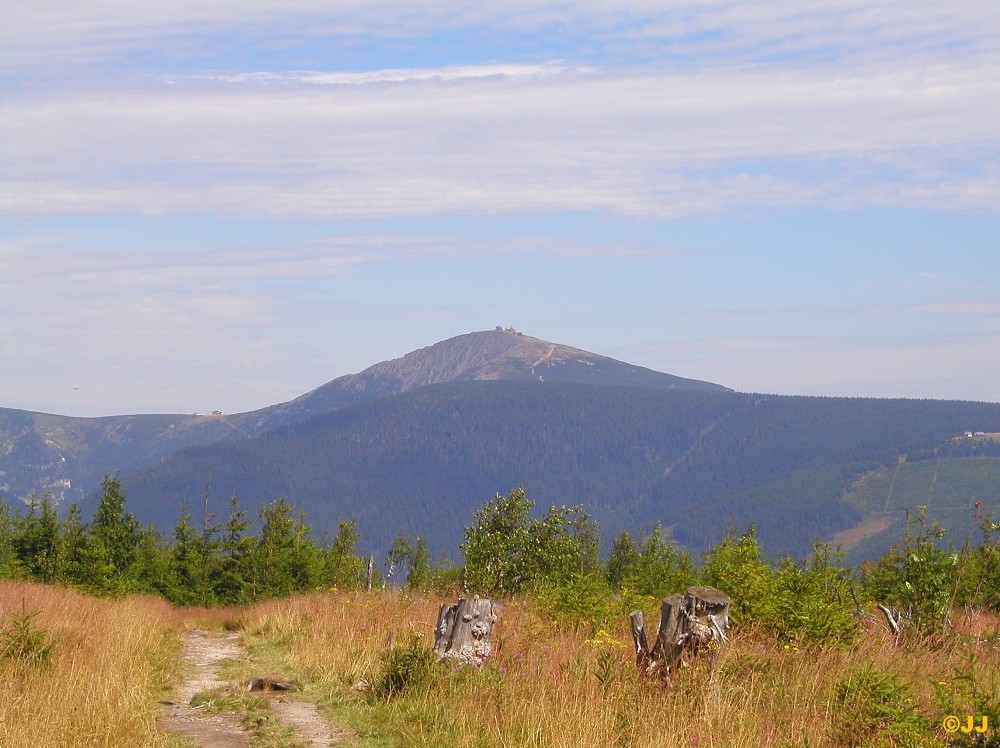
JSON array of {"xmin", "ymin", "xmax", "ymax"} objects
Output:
[
  {"xmin": 433, "ymin": 596, "xmax": 499, "ymax": 665},
  {"xmin": 630, "ymin": 585, "xmax": 730, "ymax": 676}
]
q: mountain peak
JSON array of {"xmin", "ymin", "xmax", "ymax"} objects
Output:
[
  {"xmin": 273, "ymin": 329, "xmax": 729, "ymax": 421},
  {"xmin": 0, "ymin": 329, "xmax": 727, "ymax": 504}
]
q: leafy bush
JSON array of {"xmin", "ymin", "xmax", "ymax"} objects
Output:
[
  {"xmin": 702, "ymin": 525, "xmax": 776, "ymax": 626},
  {"xmin": 860, "ymin": 507, "xmax": 958, "ymax": 636},
  {"xmin": 461, "ymin": 487, "xmax": 599, "ymax": 596},
  {"xmin": 606, "ymin": 524, "xmax": 697, "ymax": 599},
  {"xmin": 771, "ymin": 544, "xmax": 857, "ymax": 645}
]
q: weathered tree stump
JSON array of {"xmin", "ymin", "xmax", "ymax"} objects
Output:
[
  {"xmin": 433, "ymin": 596, "xmax": 499, "ymax": 665},
  {"xmin": 630, "ymin": 585, "xmax": 730, "ymax": 677}
]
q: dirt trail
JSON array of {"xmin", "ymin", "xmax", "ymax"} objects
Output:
[
  {"xmin": 529, "ymin": 343, "xmax": 557, "ymax": 369},
  {"xmin": 161, "ymin": 629, "xmax": 350, "ymax": 748}
]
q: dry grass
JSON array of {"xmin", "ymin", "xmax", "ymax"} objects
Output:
[
  {"xmin": 0, "ymin": 581, "xmax": 184, "ymax": 748},
  {"xmin": 4, "ymin": 582, "xmax": 998, "ymax": 748},
  {"xmin": 236, "ymin": 591, "xmax": 1000, "ymax": 748}
]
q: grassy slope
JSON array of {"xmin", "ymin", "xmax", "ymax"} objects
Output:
[
  {"xmin": 840, "ymin": 457, "xmax": 1000, "ymax": 565},
  {"xmin": 234, "ymin": 590, "xmax": 1000, "ymax": 748},
  {"xmin": 0, "ymin": 581, "xmax": 186, "ymax": 748},
  {"xmin": 5, "ymin": 583, "xmax": 1000, "ymax": 748}
]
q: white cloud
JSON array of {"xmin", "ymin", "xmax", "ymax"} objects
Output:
[
  {"xmin": 2, "ymin": 59, "xmax": 997, "ymax": 219},
  {"xmin": 178, "ymin": 63, "xmax": 590, "ymax": 86},
  {"xmin": 3, "ymin": 0, "xmax": 998, "ymax": 414},
  {"xmin": 683, "ymin": 301, "xmax": 1000, "ymax": 321},
  {"xmin": 3, "ymin": 231, "xmax": 677, "ymax": 416}
]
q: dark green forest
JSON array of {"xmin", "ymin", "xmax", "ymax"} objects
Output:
[
  {"xmin": 116, "ymin": 381, "xmax": 1000, "ymax": 559},
  {"xmin": 4, "ymin": 480, "xmax": 1000, "ymax": 648}
]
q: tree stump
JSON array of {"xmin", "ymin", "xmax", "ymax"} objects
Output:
[
  {"xmin": 630, "ymin": 585, "xmax": 730, "ymax": 676},
  {"xmin": 433, "ymin": 596, "xmax": 499, "ymax": 665}
]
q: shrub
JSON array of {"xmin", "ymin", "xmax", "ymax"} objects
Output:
[
  {"xmin": 860, "ymin": 507, "xmax": 957, "ymax": 636},
  {"xmin": 374, "ymin": 634, "xmax": 436, "ymax": 698},
  {"xmin": 702, "ymin": 525, "xmax": 776, "ymax": 626},
  {"xmin": 830, "ymin": 664, "xmax": 935, "ymax": 748},
  {"xmin": 536, "ymin": 571, "xmax": 612, "ymax": 631},
  {"xmin": 0, "ymin": 603, "xmax": 54, "ymax": 666},
  {"xmin": 771, "ymin": 544, "xmax": 857, "ymax": 646}
]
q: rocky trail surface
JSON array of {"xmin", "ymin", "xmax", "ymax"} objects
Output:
[{"xmin": 161, "ymin": 629, "xmax": 351, "ymax": 747}]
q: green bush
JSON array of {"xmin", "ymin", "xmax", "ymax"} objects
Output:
[
  {"xmin": 0, "ymin": 604, "xmax": 54, "ymax": 666},
  {"xmin": 702, "ymin": 525, "xmax": 776, "ymax": 626},
  {"xmin": 374, "ymin": 634, "xmax": 437, "ymax": 698},
  {"xmin": 536, "ymin": 571, "xmax": 612, "ymax": 631},
  {"xmin": 771, "ymin": 544, "xmax": 857, "ymax": 646},
  {"xmin": 860, "ymin": 507, "xmax": 958, "ymax": 636},
  {"xmin": 830, "ymin": 664, "xmax": 935, "ymax": 748}
]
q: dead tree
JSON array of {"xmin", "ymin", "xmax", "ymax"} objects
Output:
[
  {"xmin": 630, "ymin": 586, "xmax": 730, "ymax": 677},
  {"xmin": 433, "ymin": 596, "xmax": 500, "ymax": 666},
  {"xmin": 876, "ymin": 603, "xmax": 904, "ymax": 645}
]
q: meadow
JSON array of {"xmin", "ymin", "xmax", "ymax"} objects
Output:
[
  {"xmin": 2, "ymin": 485, "xmax": 999, "ymax": 747},
  {"xmin": 0, "ymin": 582, "xmax": 182, "ymax": 747},
  {"xmin": 3, "ymin": 579, "xmax": 998, "ymax": 748}
]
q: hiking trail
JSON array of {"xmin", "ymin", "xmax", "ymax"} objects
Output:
[{"xmin": 161, "ymin": 629, "xmax": 351, "ymax": 747}]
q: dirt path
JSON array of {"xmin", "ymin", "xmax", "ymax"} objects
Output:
[
  {"xmin": 161, "ymin": 631, "xmax": 249, "ymax": 748},
  {"xmin": 529, "ymin": 343, "xmax": 557, "ymax": 369},
  {"xmin": 161, "ymin": 629, "xmax": 351, "ymax": 748}
]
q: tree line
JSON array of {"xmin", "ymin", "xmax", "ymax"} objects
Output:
[
  {"xmin": 2, "ymin": 479, "xmax": 999, "ymax": 644},
  {"xmin": 0, "ymin": 475, "xmax": 369, "ymax": 605}
]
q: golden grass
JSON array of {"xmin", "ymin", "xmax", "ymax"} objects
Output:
[
  {"xmin": 236, "ymin": 591, "xmax": 1000, "ymax": 748},
  {"xmin": 0, "ymin": 581, "xmax": 183, "ymax": 748},
  {"xmin": 4, "ymin": 582, "xmax": 998, "ymax": 748}
]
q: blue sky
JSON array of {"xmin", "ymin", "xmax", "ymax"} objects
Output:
[{"xmin": 2, "ymin": 1, "xmax": 999, "ymax": 416}]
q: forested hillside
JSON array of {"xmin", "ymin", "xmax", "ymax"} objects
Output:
[
  {"xmin": 0, "ymin": 330, "xmax": 726, "ymax": 505},
  {"xmin": 118, "ymin": 381, "xmax": 1000, "ymax": 560}
]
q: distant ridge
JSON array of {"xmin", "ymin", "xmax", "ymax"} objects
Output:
[
  {"xmin": 122, "ymin": 381, "xmax": 1000, "ymax": 562},
  {"xmin": 4, "ymin": 327, "xmax": 1000, "ymax": 564},
  {"xmin": 0, "ymin": 330, "xmax": 728, "ymax": 504}
]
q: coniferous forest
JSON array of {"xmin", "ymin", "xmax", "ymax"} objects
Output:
[{"xmin": 4, "ymin": 476, "xmax": 1000, "ymax": 642}]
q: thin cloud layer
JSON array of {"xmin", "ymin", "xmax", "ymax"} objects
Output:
[
  {"xmin": 4, "ymin": 1, "xmax": 999, "ymax": 71},
  {"xmin": 639, "ymin": 332, "xmax": 1000, "ymax": 403},
  {"xmin": 2, "ymin": 0, "xmax": 999, "ymax": 413},
  {"xmin": 3, "ymin": 59, "xmax": 998, "ymax": 219}
]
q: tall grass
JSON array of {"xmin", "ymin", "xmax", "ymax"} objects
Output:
[
  {"xmin": 0, "ymin": 581, "xmax": 183, "ymax": 748},
  {"xmin": 5, "ymin": 581, "xmax": 996, "ymax": 747},
  {"xmin": 238, "ymin": 591, "xmax": 1000, "ymax": 748}
]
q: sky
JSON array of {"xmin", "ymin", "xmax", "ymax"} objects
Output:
[{"xmin": 1, "ymin": 1, "xmax": 999, "ymax": 417}]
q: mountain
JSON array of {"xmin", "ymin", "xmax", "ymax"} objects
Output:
[
  {"xmin": 119, "ymin": 382, "xmax": 1000, "ymax": 561},
  {"xmin": 239, "ymin": 327, "xmax": 729, "ymax": 431},
  {"xmin": 6, "ymin": 328, "xmax": 1000, "ymax": 564},
  {"xmin": 0, "ymin": 329, "xmax": 727, "ymax": 505}
]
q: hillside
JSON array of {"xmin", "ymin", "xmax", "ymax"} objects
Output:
[
  {"xmin": 118, "ymin": 381, "xmax": 1000, "ymax": 561},
  {"xmin": 0, "ymin": 330, "xmax": 726, "ymax": 505},
  {"xmin": 6, "ymin": 329, "xmax": 1000, "ymax": 564}
]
